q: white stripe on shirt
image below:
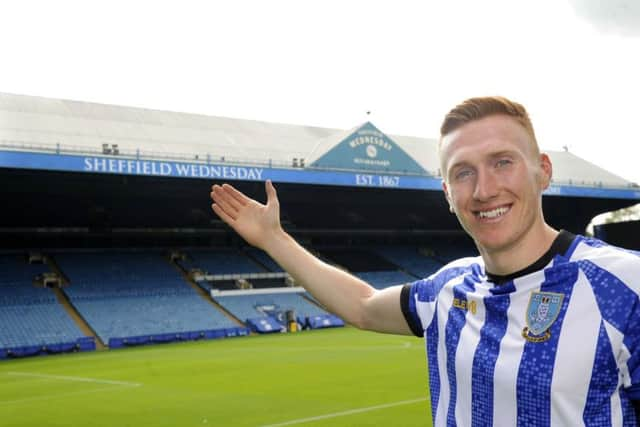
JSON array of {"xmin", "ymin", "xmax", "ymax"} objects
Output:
[
  {"xmin": 604, "ymin": 319, "xmax": 629, "ymax": 427},
  {"xmin": 491, "ymin": 275, "xmax": 533, "ymax": 427},
  {"xmin": 550, "ymin": 269, "xmax": 599, "ymax": 426},
  {"xmin": 434, "ymin": 274, "xmax": 465, "ymax": 427},
  {"xmin": 455, "ymin": 282, "xmax": 492, "ymax": 426}
]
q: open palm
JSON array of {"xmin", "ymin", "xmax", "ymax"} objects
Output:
[{"xmin": 210, "ymin": 180, "xmax": 281, "ymax": 250}]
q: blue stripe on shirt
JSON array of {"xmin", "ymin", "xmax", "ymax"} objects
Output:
[
  {"xmin": 426, "ymin": 311, "xmax": 440, "ymax": 425},
  {"xmin": 408, "ymin": 264, "xmax": 479, "ymax": 424},
  {"xmin": 406, "ymin": 266, "xmax": 475, "ymax": 335},
  {"xmin": 579, "ymin": 259, "xmax": 640, "ymax": 415},
  {"xmin": 471, "ymin": 288, "xmax": 510, "ymax": 427},
  {"xmin": 516, "ymin": 262, "xmax": 578, "ymax": 427},
  {"xmin": 446, "ymin": 274, "xmax": 478, "ymax": 426},
  {"xmin": 583, "ymin": 320, "xmax": 617, "ymax": 426}
]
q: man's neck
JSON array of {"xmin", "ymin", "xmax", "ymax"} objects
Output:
[{"xmin": 479, "ymin": 223, "xmax": 559, "ymax": 276}]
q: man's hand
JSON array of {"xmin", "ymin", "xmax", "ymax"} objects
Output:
[
  {"xmin": 210, "ymin": 180, "xmax": 281, "ymax": 250},
  {"xmin": 210, "ymin": 179, "xmax": 412, "ymax": 336}
]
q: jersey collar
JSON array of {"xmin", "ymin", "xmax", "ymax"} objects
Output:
[{"xmin": 486, "ymin": 230, "xmax": 576, "ymax": 285}]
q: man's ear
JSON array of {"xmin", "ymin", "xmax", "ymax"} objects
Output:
[{"xmin": 539, "ymin": 153, "xmax": 553, "ymax": 189}]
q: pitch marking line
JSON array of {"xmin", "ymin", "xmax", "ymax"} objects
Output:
[
  {"xmin": 259, "ymin": 397, "xmax": 426, "ymax": 426},
  {"xmin": 6, "ymin": 371, "xmax": 142, "ymax": 387},
  {"xmin": 1, "ymin": 372, "xmax": 142, "ymax": 406},
  {"xmin": 0, "ymin": 385, "xmax": 132, "ymax": 406}
]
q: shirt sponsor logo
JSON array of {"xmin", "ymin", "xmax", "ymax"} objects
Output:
[{"xmin": 453, "ymin": 297, "xmax": 477, "ymax": 315}]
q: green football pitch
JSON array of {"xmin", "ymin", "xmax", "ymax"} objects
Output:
[{"xmin": 0, "ymin": 327, "xmax": 432, "ymax": 426}]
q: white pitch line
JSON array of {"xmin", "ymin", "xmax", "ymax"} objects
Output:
[
  {"xmin": 7, "ymin": 371, "xmax": 141, "ymax": 387},
  {"xmin": 259, "ymin": 397, "xmax": 426, "ymax": 427},
  {"xmin": 0, "ymin": 385, "xmax": 131, "ymax": 406}
]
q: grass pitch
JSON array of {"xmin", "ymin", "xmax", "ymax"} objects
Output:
[{"xmin": 0, "ymin": 327, "xmax": 432, "ymax": 426}]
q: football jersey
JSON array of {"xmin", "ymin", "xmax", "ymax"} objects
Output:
[{"xmin": 401, "ymin": 231, "xmax": 640, "ymax": 427}]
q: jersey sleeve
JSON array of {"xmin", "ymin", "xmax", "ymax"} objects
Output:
[
  {"xmin": 400, "ymin": 263, "xmax": 474, "ymax": 338},
  {"xmin": 400, "ymin": 279, "xmax": 438, "ymax": 338},
  {"xmin": 626, "ymin": 299, "xmax": 640, "ymax": 400}
]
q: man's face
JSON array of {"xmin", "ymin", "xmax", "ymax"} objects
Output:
[{"xmin": 440, "ymin": 115, "xmax": 552, "ymax": 254}]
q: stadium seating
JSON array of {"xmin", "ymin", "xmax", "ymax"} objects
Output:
[
  {"xmin": 373, "ymin": 245, "xmax": 445, "ymax": 279},
  {"xmin": 54, "ymin": 252, "xmax": 191, "ymax": 297},
  {"xmin": 431, "ymin": 240, "xmax": 478, "ymax": 264},
  {"xmin": 0, "ymin": 305, "xmax": 85, "ymax": 348},
  {"xmin": 243, "ymin": 248, "xmax": 284, "ymax": 272},
  {"xmin": 0, "ymin": 255, "xmax": 50, "ymax": 285},
  {"xmin": 0, "ymin": 241, "xmax": 477, "ymax": 358},
  {"xmin": 185, "ymin": 249, "xmax": 266, "ymax": 275},
  {"xmin": 69, "ymin": 294, "xmax": 241, "ymax": 344},
  {"xmin": 354, "ymin": 270, "xmax": 417, "ymax": 289},
  {"xmin": 317, "ymin": 247, "xmax": 397, "ymax": 272},
  {"xmin": 53, "ymin": 251, "xmax": 245, "ymax": 345},
  {"xmin": 0, "ymin": 255, "xmax": 89, "ymax": 356},
  {"xmin": 181, "ymin": 249, "xmax": 289, "ymax": 293}
]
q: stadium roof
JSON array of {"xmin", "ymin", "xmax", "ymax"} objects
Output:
[{"xmin": 0, "ymin": 92, "xmax": 636, "ymax": 193}]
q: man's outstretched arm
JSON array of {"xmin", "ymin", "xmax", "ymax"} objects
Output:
[{"xmin": 210, "ymin": 180, "xmax": 413, "ymax": 336}]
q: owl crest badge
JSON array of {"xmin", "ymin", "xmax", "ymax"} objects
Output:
[{"xmin": 522, "ymin": 291, "xmax": 564, "ymax": 343}]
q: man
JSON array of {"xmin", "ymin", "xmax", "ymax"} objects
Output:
[{"xmin": 211, "ymin": 96, "xmax": 639, "ymax": 426}]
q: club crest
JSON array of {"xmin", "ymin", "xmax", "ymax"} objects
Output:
[{"xmin": 522, "ymin": 291, "xmax": 564, "ymax": 343}]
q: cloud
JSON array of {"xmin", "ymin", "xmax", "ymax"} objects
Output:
[{"xmin": 569, "ymin": 0, "xmax": 640, "ymax": 36}]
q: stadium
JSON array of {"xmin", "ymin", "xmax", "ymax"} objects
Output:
[{"xmin": 1, "ymin": 92, "xmax": 639, "ymax": 426}]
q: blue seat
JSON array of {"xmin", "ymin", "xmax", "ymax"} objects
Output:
[{"xmin": 53, "ymin": 251, "xmax": 240, "ymax": 342}]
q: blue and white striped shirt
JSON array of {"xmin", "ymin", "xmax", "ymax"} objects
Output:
[{"xmin": 402, "ymin": 232, "xmax": 640, "ymax": 426}]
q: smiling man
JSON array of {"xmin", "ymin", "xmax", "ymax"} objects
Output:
[
  {"xmin": 439, "ymin": 111, "xmax": 557, "ymax": 275},
  {"xmin": 210, "ymin": 96, "xmax": 640, "ymax": 426}
]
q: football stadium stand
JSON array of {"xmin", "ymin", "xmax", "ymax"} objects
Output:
[
  {"xmin": 214, "ymin": 290, "xmax": 333, "ymax": 329},
  {"xmin": 373, "ymin": 245, "xmax": 445, "ymax": 279},
  {"xmin": 1, "ymin": 92, "xmax": 639, "ymax": 358},
  {"xmin": 176, "ymin": 249, "xmax": 290, "ymax": 293},
  {"xmin": 53, "ymin": 251, "xmax": 247, "ymax": 347},
  {"xmin": 243, "ymin": 248, "xmax": 284, "ymax": 272},
  {"xmin": 185, "ymin": 249, "xmax": 266, "ymax": 275},
  {"xmin": 316, "ymin": 247, "xmax": 398, "ymax": 272},
  {"xmin": 0, "ymin": 92, "xmax": 635, "ymax": 190},
  {"xmin": 2, "ymin": 91, "xmax": 638, "ymax": 237},
  {"xmin": 431, "ymin": 240, "xmax": 478, "ymax": 264},
  {"xmin": 354, "ymin": 270, "xmax": 418, "ymax": 289},
  {"xmin": 0, "ymin": 255, "xmax": 92, "ymax": 358}
]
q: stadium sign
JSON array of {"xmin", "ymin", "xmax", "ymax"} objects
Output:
[
  {"xmin": 309, "ymin": 122, "xmax": 427, "ymax": 174},
  {"xmin": 83, "ymin": 157, "xmax": 264, "ymax": 180},
  {"xmin": 2, "ymin": 149, "xmax": 640, "ymax": 200}
]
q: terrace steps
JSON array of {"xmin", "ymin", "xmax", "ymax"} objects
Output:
[
  {"xmin": 170, "ymin": 256, "xmax": 247, "ymax": 328},
  {"xmin": 52, "ymin": 287, "xmax": 106, "ymax": 350}
]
